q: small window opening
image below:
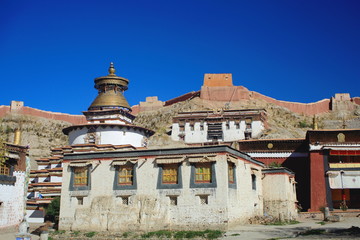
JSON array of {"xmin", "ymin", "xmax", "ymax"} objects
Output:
[
  {"xmin": 77, "ymin": 197, "xmax": 84, "ymax": 205},
  {"xmin": 228, "ymin": 163, "xmax": 235, "ymax": 184},
  {"xmin": 199, "ymin": 195, "xmax": 208, "ymax": 205},
  {"xmin": 169, "ymin": 196, "xmax": 178, "ymax": 206},
  {"xmin": 121, "ymin": 196, "xmax": 129, "ymax": 205},
  {"xmin": 251, "ymin": 174, "xmax": 257, "ymax": 190}
]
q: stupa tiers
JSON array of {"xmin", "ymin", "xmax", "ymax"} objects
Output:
[{"xmin": 63, "ymin": 63, "xmax": 154, "ymax": 147}]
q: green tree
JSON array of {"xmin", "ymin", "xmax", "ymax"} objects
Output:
[{"xmin": 45, "ymin": 197, "xmax": 61, "ymax": 217}]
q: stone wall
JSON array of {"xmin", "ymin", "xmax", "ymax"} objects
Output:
[
  {"xmin": 0, "ymin": 101, "xmax": 86, "ymax": 125},
  {"xmin": 200, "ymin": 86, "xmax": 334, "ymax": 115},
  {"xmin": 0, "ymin": 171, "xmax": 26, "ymax": 228},
  {"xmin": 262, "ymin": 171, "xmax": 298, "ymax": 221},
  {"xmin": 138, "ymin": 96, "xmax": 164, "ymax": 112},
  {"xmin": 59, "ymin": 153, "xmax": 265, "ymax": 231}
]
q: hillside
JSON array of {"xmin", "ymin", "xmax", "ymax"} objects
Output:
[
  {"xmin": 1, "ymin": 96, "xmax": 359, "ymax": 169},
  {"xmin": 0, "ymin": 114, "xmax": 71, "ymax": 169},
  {"xmin": 134, "ymin": 96, "xmax": 360, "ymax": 147}
]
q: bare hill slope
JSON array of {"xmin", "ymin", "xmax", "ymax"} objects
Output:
[{"xmin": 1, "ymin": 97, "xmax": 359, "ymax": 169}]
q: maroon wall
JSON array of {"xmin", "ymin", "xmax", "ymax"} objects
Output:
[{"xmin": 309, "ymin": 151, "xmax": 327, "ymax": 211}]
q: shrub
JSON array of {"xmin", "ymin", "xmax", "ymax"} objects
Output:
[
  {"xmin": 85, "ymin": 231, "xmax": 97, "ymax": 238},
  {"xmin": 45, "ymin": 197, "xmax": 61, "ymax": 219}
]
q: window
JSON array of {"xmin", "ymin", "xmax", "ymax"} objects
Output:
[
  {"xmin": 199, "ymin": 195, "xmax": 208, "ymax": 205},
  {"xmin": 88, "ymin": 134, "xmax": 96, "ymax": 144},
  {"xmin": 169, "ymin": 196, "xmax": 178, "ymax": 206},
  {"xmin": 157, "ymin": 163, "xmax": 182, "ymax": 189},
  {"xmin": 74, "ymin": 167, "xmax": 88, "ymax": 186},
  {"xmin": 118, "ymin": 165, "xmax": 133, "ymax": 185},
  {"xmin": 195, "ymin": 163, "xmax": 212, "ymax": 183},
  {"xmin": 121, "ymin": 196, "xmax": 129, "ymax": 205},
  {"xmin": 190, "ymin": 162, "xmax": 217, "ymax": 188},
  {"xmin": 77, "ymin": 197, "xmax": 83, "ymax": 205},
  {"xmin": 251, "ymin": 174, "xmax": 257, "ymax": 190},
  {"xmin": 228, "ymin": 163, "xmax": 235, "ymax": 184},
  {"xmin": 179, "ymin": 122, "xmax": 185, "ymax": 131},
  {"xmin": 0, "ymin": 164, "xmax": 10, "ymax": 176},
  {"xmin": 113, "ymin": 163, "xmax": 137, "ymax": 190},
  {"xmin": 244, "ymin": 132, "xmax": 252, "ymax": 140},
  {"xmin": 162, "ymin": 164, "xmax": 178, "ymax": 184}
]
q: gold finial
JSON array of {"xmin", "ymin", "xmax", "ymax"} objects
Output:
[
  {"xmin": 14, "ymin": 128, "xmax": 21, "ymax": 145},
  {"xmin": 108, "ymin": 62, "xmax": 116, "ymax": 75},
  {"xmin": 313, "ymin": 115, "xmax": 318, "ymax": 130}
]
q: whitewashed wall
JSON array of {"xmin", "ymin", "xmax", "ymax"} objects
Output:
[
  {"xmin": 68, "ymin": 126, "xmax": 148, "ymax": 147},
  {"xmin": 59, "ymin": 156, "xmax": 266, "ymax": 231},
  {"xmin": 172, "ymin": 120, "xmax": 264, "ymax": 143},
  {"xmin": 0, "ymin": 171, "xmax": 26, "ymax": 227}
]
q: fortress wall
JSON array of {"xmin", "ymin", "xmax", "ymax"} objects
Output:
[
  {"xmin": 19, "ymin": 107, "xmax": 86, "ymax": 125},
  {"xmin": 251, "ymin": 91, "xmax": 331, "ymax": 115},
  {"xmin": 164, "ymin": 91, "xmax": 200, "ymax": 106},
  {"xmin": 131, "ymin": 105, "xmax": 140, "ymax": 115},
  {"xmin": 0, "ymin": 102, "xmax": 86, "ymax": 125},
  {"xmin": 353, "ymin": 97, "xmax": 360, "ymax": 105},
  {"xmin": 0, "ymin": 106, "xmax": 10, "ymax": 118},
  {"xmin": 200, "ymin": 86, "xmax": 331, "ymax": 115}
]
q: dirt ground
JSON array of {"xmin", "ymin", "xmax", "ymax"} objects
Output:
[{"xmin": 1, "ymin": 217, "xmax": 360, "ymax": 239}]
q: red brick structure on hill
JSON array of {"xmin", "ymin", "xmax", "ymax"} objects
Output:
[
  {"xmin": 132, "ymin": 74, "xmax": 359, "ymax": 115},
  {"xmin": 200, "ymin": 74, "xmax": 359, "ymax": 116}
]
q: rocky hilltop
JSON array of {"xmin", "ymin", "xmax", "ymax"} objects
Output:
[{"xmin": 0, "ymin": 114, "xmax": 71, "ymax": 169}]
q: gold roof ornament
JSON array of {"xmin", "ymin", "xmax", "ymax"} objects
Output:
[
  {"xmin": 90, "ymin": 91, "xmax": 131, "ymax": 109},
  {"xmin": 88, "ymin": 63, "xmax": 131, "ymax": 111},
  {"xmin": 313, "ymin": 115, "xmax": 318, "ymax": 130}
]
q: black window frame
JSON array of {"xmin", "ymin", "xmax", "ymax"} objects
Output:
[
  {"xmin": 113, "ymin": 163, "xmax": 137, "ymax": 190},
  {"xmin": 157, "ymin": 163, "xmax": 182, "ymax": 189}
]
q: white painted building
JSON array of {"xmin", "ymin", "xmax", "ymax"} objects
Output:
[
  {"xmin": 58, "ymin": 63, "xmax": 297, "ymax": 232},
  {"xmin": 59, "ymin": 146, "xmax": 298, "ymax": 231},
  {"xmin": 0, "ymin": 143, "xmax": 29, "ymax": 228},
  {"xmin": 171, "ymin": 109, "xmax": 267, "ymax": 144}
]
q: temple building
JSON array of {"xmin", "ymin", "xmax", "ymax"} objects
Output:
[
  {"xmin": 236, "ymin": 129, "xmax": 360, "ymax": 212},
  {"xmin": 171, "ymin": 109, "xmax": 267, "ymax": 144},
  {"xmin": 26, "ymin": 148, "xmax": 63, "ymax": 223},
  {"xmin": 0, "ymin": 133, "xmax": 30, "ymax": 228},
  {"xmin": 58, "ymin": 64, "xmax": 298, "ymax": 232}
]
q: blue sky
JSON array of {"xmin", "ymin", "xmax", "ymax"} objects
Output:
[{"xmin": 1, "ymin": 0, "xmax": 359, "ymax": 115}]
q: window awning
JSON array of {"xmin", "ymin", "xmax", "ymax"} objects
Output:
[
  {"xmin": 155, "ymin": 156, "xmax": 185, "ymax": 164},
  {"xmin": 69, "ymin": 162, "xmax": 92, "ymax": 167},
  {"xmin": 187, "ymin": 155, "xmax": 216, "ymax": 163},
  {"xmin": 111, "ymin": 158, "xmax": 137, "ymax": 166},
  {"xmin": 226, "ymin": 155, "xmax": 238, "ymax": 163},
  {"xmin": 327, "ymin": 170, "xmax": 360, "ymax": 189}
]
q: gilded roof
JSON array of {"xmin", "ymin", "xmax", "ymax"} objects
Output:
[
  {"xmin": 88, "ymin": 63, "xmax": 131, "ymax": 110},
  {"xmin": 89, "ymin": 91, "xmax": 130, "ymax": 109}
]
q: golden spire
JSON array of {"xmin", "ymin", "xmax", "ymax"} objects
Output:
[
  {"xmin": 313, "ymin": 115, "xmax": 318, "ymax": 130},
  {"xmin": 108, "ymin": 62, "xmax": 115, "ymax": 75},
  {"xmin": 88, "ymin": 62, "xmax": 131, "ymax": 111}
]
